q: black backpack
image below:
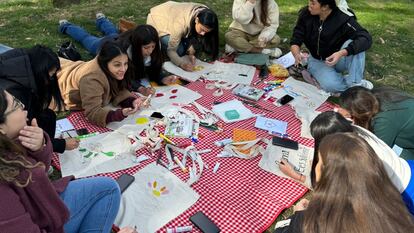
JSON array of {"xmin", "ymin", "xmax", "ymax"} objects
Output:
[{"xmin": 57, "ymin": 41, "xmax": 81, "ymax": 61}]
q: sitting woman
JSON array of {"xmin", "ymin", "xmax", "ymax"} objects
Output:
[
  {"xmin": 280, "ymin": 111, "xmax": 414, "ymax": 213},
  {"xmin": 147, "ymin": 1, "xmax": 219, "ymax": 71},
  {"xmin": 338, "ymin": 86, "xmax": 414, "ymax": 160},
  {"xmin": 57, "ymin": 40, "xmax": 145, "ymax": 127},
  {"xmin": 225, "ymin": 0, "xmax": 282, "ymax": 57},
  {"xmin": 0, "ymin": 45, "xmax": 78, "ymax": 153},
  {"xmin": 58, "ymin": 16, "xmax": 178, "ymax": 95},
  {"xmin": 0, "ymin": 89, "xmax": 136, "ymax": 232},
  {"xmin": 290, "ymin": 0, "xmax": 372, "ymax": 93},
  {"xmin": 275, "ymin": 133, "xmax": 414, "ymax": 233}
]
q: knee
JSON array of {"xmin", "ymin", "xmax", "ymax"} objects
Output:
[
  {"xmin": 92, "ymin": 177, "xmax": 121, "ymax": 196},
  {"xmin": 318, "ymin": 78, "xmax": 346, "ymax": 93},
  {"xmin": 224, "ymin": 31, "xmax": 234, "ymax": 44}
]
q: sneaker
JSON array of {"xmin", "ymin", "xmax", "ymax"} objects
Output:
[
  {"xmin": 225, "ymin": 44, "xmax": 236, "ymax": 54},
  {"xmin": 96, "ymin": 12, "xmax": 105, "ymax": 19},
  {"xmin": 59, "ymin": 19, "xmax": 69, "ymax": 26},
  {"xmin": 262, "ymin": 47, "xmax": 282, "ymax": 58},
  {"xmin": 355, "ymin": 79, "xmax": 374, "ymax": 90}
]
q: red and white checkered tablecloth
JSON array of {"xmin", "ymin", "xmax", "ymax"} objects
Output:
[{"xmin": 52, "ymin": 74, "xmax": 334, "ymax": 233}]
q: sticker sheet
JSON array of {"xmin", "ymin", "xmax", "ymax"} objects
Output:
[{"xmin": 114, "ymin": 163, "xmax": 200, "ymax": 233}]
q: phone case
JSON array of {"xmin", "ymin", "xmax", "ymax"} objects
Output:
[
  {"xmin": 272, "ymin": 136, "xmax": 299, "ymax": 150},
  {"xmin": 190, "ymin": 211, "xmax": 220, "ymax": 233},
  {"xmin": 116, "ymin": 174, "xmax": 135, "ymax": 193},
  {"xmin": 278, "ymin": 95, "xmax": 294, "ymax": 105}
]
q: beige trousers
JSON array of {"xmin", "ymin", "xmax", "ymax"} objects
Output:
[{"xmin": 225, "ymin": 28, "xmax": 280, "ymax": 53}]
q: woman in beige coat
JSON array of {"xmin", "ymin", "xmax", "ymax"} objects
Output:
[
  {"xmin": 57, "ymin": 41, "xmax": 145, "ymax": 127},
  {"xmin": 147, "ymin": 1, "xmax": 219, "ymax": 71}
]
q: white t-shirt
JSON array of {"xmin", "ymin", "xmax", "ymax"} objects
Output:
[{"xmin": 356, "ymin": 125, "xmax": 411, "ymax": 193}]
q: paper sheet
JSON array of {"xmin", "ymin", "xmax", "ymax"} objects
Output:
[
  {"xmin": 114, "ymin": 163, "xmax": 200, "ymax": 233},
  {"xmin": 270, "ymin": 52, "xmax": 295, "ymax": 68},
  {"xmin": 259, "ymin": 141, "xmax": 314, "ymax": 188},
  {"xmin": 203, "ymin": 61, "xmax": 256, "ymax": 85},
  {"xmin": 149, "ymin": 85, "xmax": 202, "ymax": 110},
  {"xmin": 212, "ymin": 99, "xmax": 257, "ymax": 123},
  {"xmin": 163, "ymin": 57, "xmax": 214, "ymax": 82},
  {"xmin": 55, "ymin": 118, "xmax": 75, "ymax": 138},
  {"xmin": 254, "ymin": 116, "xmax": 287, "ymax": 134}
]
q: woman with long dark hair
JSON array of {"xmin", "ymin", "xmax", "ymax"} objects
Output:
[
  {"xmin": 0, "ymin": 45, "xmax": 78, "ymax": 153},
  {"xmin": 275, "ymin": 133, "xmax": 414, "ymax": 233},
  {"xmin": 118, "ymin": 24, "xmax": 178, "ymax": 96},
  {"xmin": 147, "ymin": 1, "xmax": 219, "ymax": 71},
  {"xmin": 0, "ymin": 89, "xmax": 137, "ymax": 232},
  {"xmin": 338, "ymin": 86, "xmax": 414, "ymax": 160},
  {"xmin": 57, "ymin": 40, "xmax": 146, "ymax": 127},
  {"xmin": 290, "ymin": 0, "xmax": 372, "ymax": 93},
  {"xmin": 225, "ymin": 0, "xmax": 282, "ymax": 57}
]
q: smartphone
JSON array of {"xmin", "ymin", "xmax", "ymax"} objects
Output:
[
  {"xmin": 76, "ymin": 128, "xmax": 88, "ymax": 136},
  {"xmin": 277, "ymin": 95, "xmax": 294, "ymax": 106},
  {"xmin": 150, "ymin": 112, "xmax": 164, "ymax": 119},
  {"xmin": 116, "ymin": 174, "xmax": 135, "ymax": 193},
  {"xmin": 272, "ymin": 136, "xmax": 299, "ymax": 150},
  {"xmin": 190, "ymin": 211, "xmax": 220, "ymax": 233}
]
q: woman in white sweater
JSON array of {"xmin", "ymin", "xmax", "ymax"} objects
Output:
[{"xmin": 225, "ymin": 0, "xmax": 282, "ymax": 57}]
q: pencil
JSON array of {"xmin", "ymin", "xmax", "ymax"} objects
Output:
[{"xmin": 159, "ymin": 133, "xmax": 176, "ymax": 145}]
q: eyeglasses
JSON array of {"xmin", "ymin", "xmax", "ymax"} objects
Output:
[{"xmin": 4, "ymin": 96, "xmax": 25, "ymax": 116}]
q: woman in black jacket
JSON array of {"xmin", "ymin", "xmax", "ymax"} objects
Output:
[
  {"xmin": 0, "ymin": 45, "xmax": 79, "ymax": 153},
  {"xmin": 290, "ymin": 0, "xmax": 372, "ymax": 93}
]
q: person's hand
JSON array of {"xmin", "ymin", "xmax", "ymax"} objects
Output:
[
  {"xmin": 334, "ymin": 107, "xmax": 353, "ymax": 121},
  {"xmin": 180, "ymin": 63, "xmax": 194, "ymax": 72},
  {"xmin": 325, "ymin": 49, "xmax": 347, "ymax": 66},
  {"xmin": 189, "ymin": 54, "xmax": 196, "ymax": 65},
  {"xmin": 293, "ymin": 53, "xmax": 302, "ymax": 67},
  {"xmin": 137, "ymin": 86, "xmax": 155, "ymax": 96},
  {"xmin": 19, "ymin": 118, "xmax": 44, "ymax": 152},
  {"xmin": 257, "ymin": 37, "xmax": 267, "ymax": 48},
  {"xmin": 118, "ymin": 226, "xmax": 137, "ymax": 233},
  {"xmin": 293, "ymin": 199, "xmax": 309, "ymax": 212},
  {"xmin": 65, "ymin": 138, "xmax": 80, "ymax": 150},
  {"xmin": 279, "ymin": 159, "xmax": 297, "ymax": 178},
  {"xmin": 162, "ymin": 75, "xmax": 179, "ymax": 85}
]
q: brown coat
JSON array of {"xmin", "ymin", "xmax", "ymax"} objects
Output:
[
  {"xmin": 57, "ymin": 58, "xmax": 132, "ymax": 127},
  {"xmin": 147, "ymin": 1, "xmax": 206, "ymax": 66}
]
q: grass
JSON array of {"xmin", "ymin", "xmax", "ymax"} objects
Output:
[{"xmin": 2, "ymin": 0, "xmax": 413, "ymax": 231}]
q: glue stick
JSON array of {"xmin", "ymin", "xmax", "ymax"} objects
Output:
[{"xmin": 166, "ymin": 226, "xmax": 193, "ymax": 233}]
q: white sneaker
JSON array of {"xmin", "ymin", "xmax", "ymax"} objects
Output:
[
  {"xmin": 59, "ymin": 19, "xmax": 69, "ymax": 26},
  {"xmin": 262, "ymin": 47, "xmax": 282, "ymax": 58},
  {"xmin": 96, "ymin": 12, "xmax": 105, "ymax": 19},
  {"xmin": 225, "ymin": 44, "xmax": 236, "ymax": 54},
  {"xmin": 355, "ymin": 79, "xmax": 374, "ymax": 90}
]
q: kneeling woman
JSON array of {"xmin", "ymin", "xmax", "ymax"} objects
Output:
[
  {"xmin": 57, "ymin": 41, "xmax": 145, "ymax": 127},
  {"xmin": 147, "ymin": 1, "xmax": 219, "ymax": 71}
]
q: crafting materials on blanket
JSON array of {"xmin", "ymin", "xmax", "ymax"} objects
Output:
[
  {"xmin": 233, "ymin": 84, "xmax": 265, "ymax": 101},
  {"xmin": 202, "ymin": 61, "xmax": 256, "ymax": 85},
  {"xmin": 295, "ymin": 105, "xmax": 321, "ymax": 139},
  {"xmin": 217, "ymin": 129, "xmax": 265, "ymax": 159},
  {"xmin": 212, "ymin": 99, "xmax": 257, "ymax": 123},
  {"xmin": 59, "ymin": 125, "xmax": 146, "ymax": 178},
  {"xmin": 259, "ymin": 140, "xmax": 314, "ymax": 188},
  {"xmin": 266, "ymin": 77, "xmax": 329, "ymax": 111},
  {"xmin": 255, "ymin": 116, "xmax": 288, "ymax": 135},
  {"xmin": 163, "ymin": 107, "xmax": 200, "ymax": 139},
  {"xmin": 205, "ymin": 80, "xmax": 238, "ymax": 97},
  {"xmin": 114, "ymin": 163, "xmax": 200, "ymax": 233},
  {"xmin": 163, "ymin": 57, "xmax": 214, "ymax": 82},
  {"xmin": 150, "ymin": 85, "xmax": 202, "ymax": 110}
]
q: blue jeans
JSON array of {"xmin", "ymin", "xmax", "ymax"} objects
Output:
[
  {"xmin": 307, "ymin": 40, "xmax": 366, "ymax": 93},
  {"xmin": 58, "ymin": 17, "xmax": 118, "ymax": 56},
  {"xmin": 60, "ymin": 177, "xmax": 121, "ymax": 233},
  {"xmin": 402, "ymin": 160, "xmax": 414, "ymax": 215},
  {"xmin": 0, "ymin": 43, "xmax": 12, "ymax": 54},
  {"xmin": 160, "ymin": 35, "xmax": 189, "ymax": 57}
]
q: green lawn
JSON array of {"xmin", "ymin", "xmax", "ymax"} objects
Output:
[
  {"xmin": 1, "ymin": 0, "xmax": 413, "ymax": 231},
  {"xmin": 1, "ymin": 0, "xmax": 413, "ymax": 93}
]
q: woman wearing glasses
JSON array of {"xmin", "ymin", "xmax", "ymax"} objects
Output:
[
  {"xmin": 147, "ymin": 1, "xmax": 219, "ymax": 71},
  {"xmin": 0, "ymin": 45, "xmax": 79, "ymax": 153},
  {"xmin": 0, "ymin": 89, "xmax": 137, "ymax": 233}
]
